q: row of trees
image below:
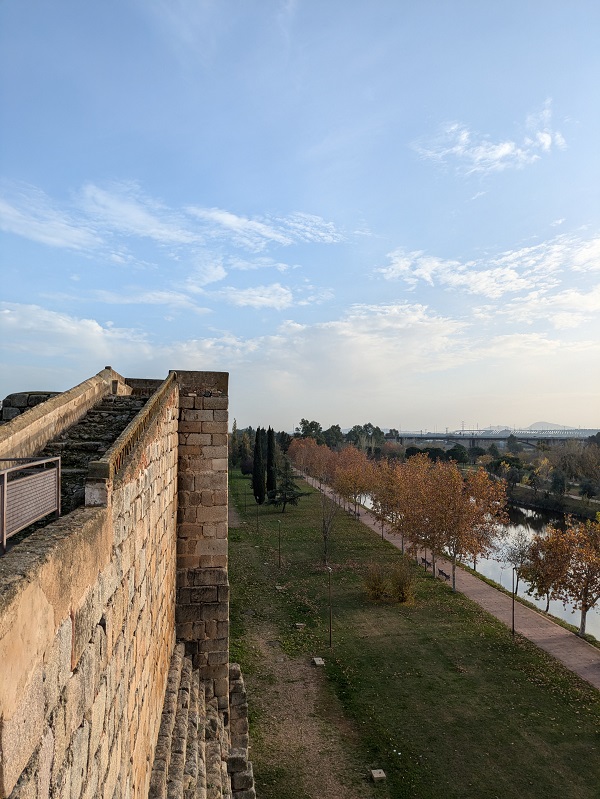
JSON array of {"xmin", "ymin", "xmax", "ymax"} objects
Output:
[
  {"xmin": 288, "ymin": 438, "xmax": 507, "ymax": 588},
  {"xmin": 250, "ymin": 427, "xmax": 305, "ymax": 512},
  {"xmin": 504, "ymin": 516, "xmax": 600, "ymax": 636},
  {"xmin": 232, "ymin": 418, "xmax": 600, "ymax": 502},
  {"xmin": 287, "ymin": 436, "xmax": 600, "ymax": 635}
]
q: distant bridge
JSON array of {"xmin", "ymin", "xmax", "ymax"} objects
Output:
[{"xmin": 394, "ymin": 429, "xmax": 600, "ymax": 449}]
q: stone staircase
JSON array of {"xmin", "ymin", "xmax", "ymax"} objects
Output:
[
  {"xmin": 149, "ymin": 646, "xmax": 255, "ymax": 799},
  {"xmin": 40, "ymin": 393, "xmax": 148, "ymax": 513}
]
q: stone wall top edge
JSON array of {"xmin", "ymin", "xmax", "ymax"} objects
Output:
[
  {"xmin": 0, "ymin": 368, "xmax": 126, "ymax": 457},
  {"xmin": 172, "ymin": 370, "xmax": 229, "ymax": 395},
  {"xmin": 0, "ymin": 506, "xmax": 108, "ymax": 616},
  {"xmin": 102, "ymin": 375, "xmax": 179, "ymax": 487}
]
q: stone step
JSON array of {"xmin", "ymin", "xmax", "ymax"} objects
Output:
[
  {"xmin": 149, "ymin": 647, "xmax": 211, "ymax": 799},
  {"xmin": 149, "ymin": 644, "xmax": 186, "ymax": 799},
  {"xmin": 167, "ymin": 657, "xmax": 193, "ymax": 799},
  {"xmin": 183, "ymin": 670, "xmax": 203, "ymax": 799},
  {"xmin": 204, "ymin": 697, "xmax": 227, "ymax": 799},
  {"xmin": 45, "ymin": 440, "xmax": 110, "ymax": 451}
]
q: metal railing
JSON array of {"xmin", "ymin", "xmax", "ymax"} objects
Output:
[{"xmin": 1, "ymin": 457, "xmax": 61, "ymax": 553}]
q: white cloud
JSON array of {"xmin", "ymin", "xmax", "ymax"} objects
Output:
[
  {"xmin": 227, "ymin": 255, "xmax": 297, "ymax": 272},
  {"xmin": 2, "ymin": 300, "xmax": 599, "ymax": 431},
  {"xmin": 0, "ymin": 185, "xmax": 101, "ymax": 250},
  {"xmin": 82, "ymin": 183, "xmax": 197, "ymax": 245},
  {"xmin": 379, "ymin": 232, "xmax": 600, "ymax": 299},
  {"xmin": 186, "ymin": 206, "xmax": 293, "ymax": 251},
  {"xmin": 216, "ymin": 283, "xmax": 294, "ymax": 309},
  {"xmin": 277, "ymin": 212, "xmax": 344, "ymax": 244},
  {"xmin": 185, "ymin": 258, "xmax": 228, "ymax": 290},
  {"xmin": 94, "ymin": 289, "xmax": 210, "ymax": 314},
  {"xmin": 502, "ymin": 284, "xmax": 600, "ymax": 329},
  {"xmin": 186, "ymin": 206, "xmax": 343, "ymax": 251},
  {"xmin": 414, "ymin": 99, "xmax": 566, "ymax": 175},
  {"xmin": 380, "ymin": 250, "xmax": 536, "ymax": 298},
  {"xmin": 0, "ymin": 303, "xmax": 150, "ymax": 360}
]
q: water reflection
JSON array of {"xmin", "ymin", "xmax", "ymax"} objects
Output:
[{"xmin": 475, "ymin": 506, "xmax": 600, "ymax": 640}]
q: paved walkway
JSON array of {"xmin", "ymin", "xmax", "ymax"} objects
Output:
[{"xmin": 306, "ymin": 477, "xmax": 600, "ymax": 692}]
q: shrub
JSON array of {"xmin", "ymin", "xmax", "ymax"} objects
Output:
[
  {"xmin": 364, "ymin": 564, "xmax": 387, "ymax": 600},
  {"xmin": 364, "ymin": 560, "xmax": 415, "ymax": 603},
  {"xmin": 388, "ymin": 560, "xmax": 415, "ymax": 603}
]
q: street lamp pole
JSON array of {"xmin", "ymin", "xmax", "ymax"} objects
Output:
[
  {"xmin": 512, "ymin": 567, "xmax": 515, "ymax": 637},
  {"xmin": 327, "ymin": 566, "xmax": 333, "ymax": 648},
  {"xmin": 278, "ymin": 519, "xmax": 281, "ymax": 568}
]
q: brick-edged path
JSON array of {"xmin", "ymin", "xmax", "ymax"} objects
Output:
[{"xmin": 306, "ymin": 477, "xmax": 600, "ymax": 692}]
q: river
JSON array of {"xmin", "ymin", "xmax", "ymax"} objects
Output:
[{"xmin": 474, "ymin": 504, "xmax": 600, "ymax": 639}]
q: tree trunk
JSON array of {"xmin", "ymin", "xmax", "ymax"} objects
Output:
[
  {"xmin": 579, "ymin": 606, "xmax": 587, "ymax": 637},
  {"xmin": 451, "ymin": 556, "xmax": 457, "ymax": 592}
]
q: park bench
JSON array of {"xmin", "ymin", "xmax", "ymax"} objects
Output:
[
  {"xmin": 437, "ymin": 568, "xmax": 451, "ymax": 582},
  {"xmin": 420, "ymin": 557, "xmax": 432, "ymax": 570}
]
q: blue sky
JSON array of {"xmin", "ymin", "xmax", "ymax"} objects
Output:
[{"xmin": 2, "ymin": 1, "xmax": 599, "ymax": 432}]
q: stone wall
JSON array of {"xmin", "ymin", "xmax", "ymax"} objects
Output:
[
  {"xmin": 0, "ymin": 393, "xmax": 60, "ymax": 423},
  {"xmin": 0, "ymin": 367, "xmax": 130, "ymax": 464},
  {"xmin": 175, "ymin": 372, "xmax": 229, "ymax": 711},
  {"xmin": 0, "ymin": 377, "xmax": 179, "ymax": 799}
]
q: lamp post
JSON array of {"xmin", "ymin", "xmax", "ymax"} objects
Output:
[
  {"xmin": 512, "ymin": 567, "xmax": 516, "ymax": 637},
  {"xmin": 327, "ymin": 566, "xmax": 333, "ymax": 648},
  {"xmin": 278, "ymin": 519, "xmax": 281, "ymax": 568}
]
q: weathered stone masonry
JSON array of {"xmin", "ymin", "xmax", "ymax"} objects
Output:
[
  {"xmin": 0, "ymin": 368, "xmax": 253, "ymax": 799},
  {"xmin": 175, "ymin": 373, "xmax": 229, "ymax": 711}
]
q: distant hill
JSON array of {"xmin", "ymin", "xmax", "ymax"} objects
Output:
[{"xmin": 527, "ymin": 422, "xmax": 576, "ymax": 430}]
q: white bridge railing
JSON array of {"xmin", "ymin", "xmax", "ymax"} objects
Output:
[{"xmin": 1, "ymin": 457, "xmax": 61, "ymax": 554}]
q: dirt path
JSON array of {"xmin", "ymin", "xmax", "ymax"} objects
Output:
[
  {"xmin": 228, "ymin": 499, "xmax": 370, "ymax": 797},
  {"xmin": 243, "ymin": 624, "xmax": 370, "ymax": 799}
]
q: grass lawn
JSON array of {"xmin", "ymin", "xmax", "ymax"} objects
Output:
[{"xmin": 228, "ymin": 470, "xmax": 600, "ymax": 799}]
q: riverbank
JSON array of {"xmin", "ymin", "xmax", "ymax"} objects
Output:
[{"xmin": 507, "ymin": 483, "xmax": 599, "ymax": 519}]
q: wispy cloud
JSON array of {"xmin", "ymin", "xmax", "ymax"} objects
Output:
[
  {"xmin": 277, "ymin": 212, "xmax": 344, "ymax": 244},
  {"xmin": 94, "ymin": 289, "xmax": 210, "ymax": 313},
  {"xmin": 186, "ymin": 206, "xmax": 293, "ymax": 251},
  {"xmin": 0, "ymin": 184, "xmax": 101, "ymax": 250},
  {"xmin": 227, "ymin": 255, "xmax": 297, "ymax": 273},
  {"xmin": 413, "ymin": 99, "xmax": 566, "ymax": 175},
  {"xmin": 379, "ymin": 232, "xmax": 600, "ymax": 299},
  {"xmin": 379, "ymin": 250, "xmax": 541, "ymax": 298},
  {"xmin": 502, "ymin": 285, "xmax": 600, "ymax": 330},
  {"xmin": 82, "ymin": 183, "xmax": 197, "ymax": 245},
  {"xmin": 186, "ymin": 207, "xmax": 344, "ymax": 251},
  {"xmin": 185, "ymin": 257, "xmax": 228, "ymax": 290},
  {"xmin": 0, "ymin": 180, "xmax": 343, "ymax": 262},
  {"xmin": 0, "ymin": 302, "xmax": 150, "ymax": 359},
  {"xmin": 216, "ymin": 283, "xmax": 294, "ymax": 309}
]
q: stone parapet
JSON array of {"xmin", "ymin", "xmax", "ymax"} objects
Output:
[
  {"xmin": 0, "ymin": 372, "xmax": 179, "ymax": 799},
  {"xmin": 0, "ymin": 367, "xmax": 129, "ymax": 463}
]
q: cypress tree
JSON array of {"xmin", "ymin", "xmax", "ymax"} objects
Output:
[
  {"xmin": 252, "ymin": 427, "xmax": 266, "ymax": 504},
  {"xmin": 266, "ymin": 426, "xmax": 277, "ymax": 495}
]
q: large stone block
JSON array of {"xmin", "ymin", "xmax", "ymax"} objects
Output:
[
  {"xmin": 181, "ymin": 408, "xmax": 214, "ymax": 422},
  {"xmin": 203, "ymin": 397, "xmax": 228, "ymax": 410},
  {"xmin": 0, "ymin": 664, "xmax": 45, "ymax": 798}
]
